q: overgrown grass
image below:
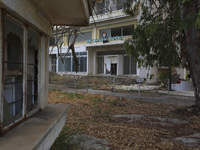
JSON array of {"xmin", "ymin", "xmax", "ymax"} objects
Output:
[
  {"xmin": 49, "ymin": 72, "xmax": 63, "ymax": 82},
  {"xmin": 50, "ymin": 127, "xmax": 82, "ymax": 150}
]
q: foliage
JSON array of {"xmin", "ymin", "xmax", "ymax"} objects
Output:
[
  {"xmin": 159, "ymin": 72, "xmax": 169, "ymax": 86},
  {"xmin": 123, "ymin": 0, "xmax": 200, "ymax": 105},
  {"xmin": 124, "ymin": 0, "xmax": 189, "ymax": 69}
]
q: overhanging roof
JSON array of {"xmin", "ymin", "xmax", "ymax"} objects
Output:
[{"xmin": 30, "ymin": 0, "xmax": 92, "ymax": 26}]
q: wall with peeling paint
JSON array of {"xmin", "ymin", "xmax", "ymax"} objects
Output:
[{"xmin": 0, "ymin": 0, "xmax": 52, "ymax": 36}]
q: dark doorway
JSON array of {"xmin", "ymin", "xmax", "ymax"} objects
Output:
[{"xmin": 111, "ymin": 64, "xmax": 117, "ymax": 75}]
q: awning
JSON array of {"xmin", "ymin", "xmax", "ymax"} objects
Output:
[{"xmin": 30, "ymin": 0, "xmax": 92, "ymax": 26}]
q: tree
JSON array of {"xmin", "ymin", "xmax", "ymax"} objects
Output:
[
  {"xmin": 50, "ymin": 0, "xmax": 110, "ymax": 73},
  {"xmin": 123, "ymin": 0, "xmax": 200, "ymax": 107}
]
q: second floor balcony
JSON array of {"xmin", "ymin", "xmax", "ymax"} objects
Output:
[{"xmin": 95, "ymin": 0, "xmax": 129, "ymax": 15}]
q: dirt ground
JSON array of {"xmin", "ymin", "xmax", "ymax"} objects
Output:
[{"xmin": 49, "ymin": 90, "xmax": 200, "ymax": 150}]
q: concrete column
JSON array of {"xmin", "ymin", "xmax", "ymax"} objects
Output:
[
  {"xmin": 49, "ymin": 55, "xmax": 52, "ymax": 71},
  {"xmin": 184, "ymin": 68, "xmax": 186, "ymax": 80},
  {"xmin": 45, "ymin": 36, "xmax": 49, "ymax": 106},
  {"xmin": 23, "ymin": 27, "xmax": 28, "ymax": 116},
  {"xmin": 118, "ymin": 55, "xmax": 123, "ymax": 75},
  {"xmin": 94, "ymin": 26, "xmax": 97, "ymax": 39},
  {"xmin": 39, "ymin": 36, "xmax": 48, "ymax": 109}
]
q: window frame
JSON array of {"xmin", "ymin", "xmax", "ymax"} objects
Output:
[
  {"xmin": 123, "ymin": 55, "xmax": 137, "ymax": 75},
  {"xmin": 58, "ymin": 52, "xmax": 87, "ymax": 73},
  {"xmin": 0, "ymin": 13, "xmax": 41, "ymax": 134}
]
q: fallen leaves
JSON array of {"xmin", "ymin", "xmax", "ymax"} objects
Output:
[{"xmin": 49, "ymin": 91, "xmax": 200, "ymax": 150}]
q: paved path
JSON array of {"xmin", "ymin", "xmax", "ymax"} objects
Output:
[
  {"xmin": 49, "ymin": 84, "xmax": 195, "ymax": 106},
  {"xmin": 86, "ymin": 89, "xmax": 195, "ymax": 106}
]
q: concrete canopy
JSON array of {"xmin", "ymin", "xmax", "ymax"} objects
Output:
[{"xmin": 30, "ymin": 0, "xmax": 92, "ymax": 26}]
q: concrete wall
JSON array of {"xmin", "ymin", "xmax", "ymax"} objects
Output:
[
  {"xmin": 118, "ymin": 55, "xmax": 123, "ymax": 75},
  {"xmin": 176, "ymin": 67, "xmax": 186, "ymax": 79},
  {"xmin": 0, "ymin": 0, "xmax": 52, "ymax": 36},
  {"xmin": 139, "ymin": 67, "xmax": 149, "ymax": 78}
]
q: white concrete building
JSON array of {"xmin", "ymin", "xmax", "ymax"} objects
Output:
[
  {"xmin": 0, "ymin": 0, "xmax": 92, "ymax": 149},
  {"xmin": 49, "ymin": 0, "xmax": 186, "ymax": 81},
  {"xmin": 49, "ymin": 0, "xmax": 151, "ymax": 78}
]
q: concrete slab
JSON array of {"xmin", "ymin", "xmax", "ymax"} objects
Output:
[
  {"xmin": 113, "ymin": 114, "xmax": 144, "ymax": 120},
  {"xmin": 72, "ymin": 134, "xmax": 109, "ymax": 150},
  {"xmin": 157, "ymin": 90, "xmax": 194, "ymax": 97},
  {"xmin": 0, "ymin": 104, "xmax": 70, "ymax": 150},
  {"xmin": 151, "ymin": 117, "xmax": 189, "ymax": 125}
]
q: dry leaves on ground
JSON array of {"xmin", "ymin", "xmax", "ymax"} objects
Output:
[{"xmin": 49, "ymin": 90, "xmax": 200, "ymax": 150}]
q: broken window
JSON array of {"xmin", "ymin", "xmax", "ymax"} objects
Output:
[
  {"xmin": 1, "ymin": 15, "xmax": 40, "ymax": 133},
  {"xmin": 27, "ymin": 30, "xmax": 39, "ymax": 113},
  {"xmin": 3, "ymin": 17, "xmax": 24, "ymax": 127}
]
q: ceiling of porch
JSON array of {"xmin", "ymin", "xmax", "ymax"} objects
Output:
[{"xmin": 30, "ymin": 0, "xmax": 92, "ymax": 26}]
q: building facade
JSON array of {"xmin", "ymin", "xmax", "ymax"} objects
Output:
[
  {"xmin": 50, "ymin": 0, "xmax": 151, "ymax": 78},
  {"xmin": 49, "ymin": 0, "xmax": 186, "ymax": 81}
]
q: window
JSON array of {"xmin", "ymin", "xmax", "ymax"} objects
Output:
[
  {"xmin": 97, "ymin": 50, "xmax": 125, "ymax": 56},
  {"xmin": 49, "ymin": 36, "xmax": 62, "ymax": 46},
  {"xmin": 3, "ymin": 18, "xmax": 24, "ymax": 127},
  {"xmin": 69, "ymin": 32, "xmax": 92, "ymax": 43},
  {"xmin": 2, "ymin": 16, "xmax": 40, "ymax": 130},
  {"xmin": 100, "ymin": 25, "xmax": 133, "ymax": 39},
  {"xmin": 117, "ymin": 0, "xmax": 126, "ymax": 10},
  {"xmin": 27, "ymin": 30, "xmax": 39, "ymax": 113},
  {"xmin": 96, "ymin": 0, "xmax": 109, "ymax": 15},
  {"xmin": 111, "ymin": 27, "xmax": 121, "ymax": 37},
  {"xmin": 124, "ymin": 56, "xmax": 137, "ymax": 75},
  {"xmin": 59, "ymin": 52, "xmax": 87, "ymax": 72},
  {"xmin": 51, "ymin": 54, "xmax": 57, "ymax": 72},
  {"xmin": 123, "ymin": 25, "xmax": 133, "ymax": 36},
  {"xmin": 83, "ymin": 32, "xmax": 92, "ymax": 41},
  {"xmin": 97, "ymin": 57, "xmax": 104, "ymax": 74}
]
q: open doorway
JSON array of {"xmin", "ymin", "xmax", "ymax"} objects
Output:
[{"xmin": 111, "ymin": 64, "xmax": 117, "ymax": 75}]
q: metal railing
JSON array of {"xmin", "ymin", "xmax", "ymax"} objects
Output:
[{"xmin": 63, "ymin": 75, "xmax": 167, "ymax": 97}]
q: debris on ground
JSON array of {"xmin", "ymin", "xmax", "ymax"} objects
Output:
[{"xmin": 49, "ymin": 91, "xmax": 200, "ymax": 149}]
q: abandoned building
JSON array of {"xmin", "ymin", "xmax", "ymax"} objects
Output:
[
  {"xmin": 49, "ymin": 0, "xmax": 186, "ymax": 80},
  {"xmin": 0, "ymin": 0, "xmax": 92, "ymax": 149}
]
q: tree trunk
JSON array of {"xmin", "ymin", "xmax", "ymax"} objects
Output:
[
  {"xmin": 168, "ymin": 65, "xmax": 171, "ymax": 91},
  {"xmin": 186, "ymin": 25, "xmax": 200, "ymax": 106},
  {"xmin": 181, "ymin": 1, "xmax": 200, "ymax": 106}
]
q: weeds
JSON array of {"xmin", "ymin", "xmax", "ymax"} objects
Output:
[
  {"xmin": 64, "ymin": 92, "xmax": 84, "ymax": 99},
  {"xmin": 92, "ymin": 98, "xmax": 103, "ymax": 102},
  {"xmin": 50, "ymin": 127, "xmax": 82, "ymax": 150},
  {"xmin": 107, "ymin": 99, "xmax": 118, "ymax": 106}
]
